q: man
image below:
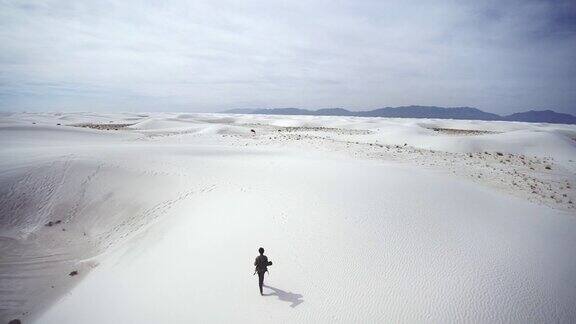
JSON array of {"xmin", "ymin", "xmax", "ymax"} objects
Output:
[{"xmin": 254, "ymin": 247, "xmax": 273, "ymax": 295}]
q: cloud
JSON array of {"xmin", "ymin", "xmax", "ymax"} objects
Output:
[{"xmin": 1, "ymin": 0, "xmax": 575, "ymax": 113}]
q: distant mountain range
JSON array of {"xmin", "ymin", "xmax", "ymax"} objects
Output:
[{"xmin": 224, "ymin": 106, "xmax": 576, "ymax": 125}]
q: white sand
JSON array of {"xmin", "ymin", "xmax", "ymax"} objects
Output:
[{"xmin": 1, "ymin": 112, "xmax": 575, "ymax": 323}]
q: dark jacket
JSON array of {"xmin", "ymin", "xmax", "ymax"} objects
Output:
[{"xmin": 254, "ymin": 255, "xmax": 271, "ymax": 273}]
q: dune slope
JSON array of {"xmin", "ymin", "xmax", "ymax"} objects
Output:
[{"xmin": 1, "ymin": 112, "xmax": 575, "ymax": 323}]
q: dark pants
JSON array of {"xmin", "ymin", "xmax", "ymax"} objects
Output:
[{"xmin": 258, "ymin": 271, "xmax": 266, "ymax": 294}]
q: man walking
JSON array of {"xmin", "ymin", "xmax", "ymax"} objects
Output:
[{"xmin": 254, "ymin": 247, "xmax": 272, "ymax": 295}]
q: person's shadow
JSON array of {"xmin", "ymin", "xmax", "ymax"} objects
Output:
[{"xmin": 262, "ymin": 285, "xmax": 304, "ymax": 308}]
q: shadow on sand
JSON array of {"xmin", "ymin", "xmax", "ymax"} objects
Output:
[{"xmin": 263, "ymin": 285, "xmax": 304, "ymax": 308}]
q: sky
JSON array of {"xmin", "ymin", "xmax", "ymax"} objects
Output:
[{"xmin": 1, "ymin": 0, "xmax": 575, "ymax": 114}]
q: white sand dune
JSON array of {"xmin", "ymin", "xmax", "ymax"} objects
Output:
[{"xmin": 1, "ymin": 112, "xmax": 575, "ymax": 323}]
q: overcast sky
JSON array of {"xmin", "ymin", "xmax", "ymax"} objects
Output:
[{"xmin": 1, "ymin": 0, "xmax": 575, "ymax": 114}]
